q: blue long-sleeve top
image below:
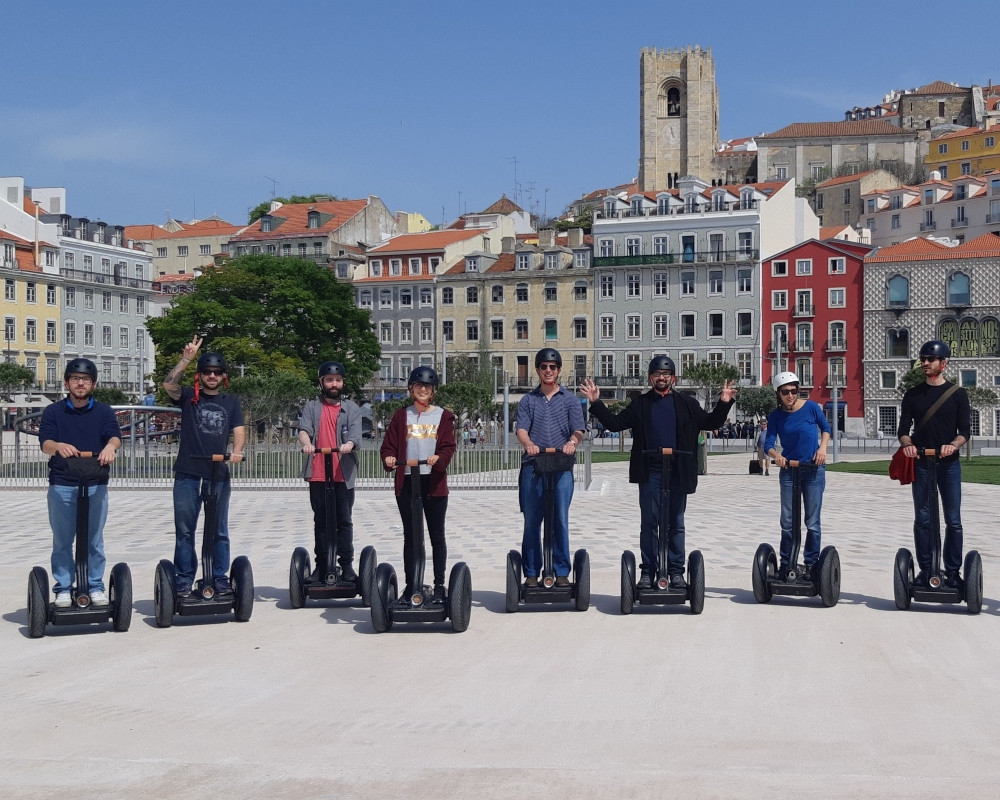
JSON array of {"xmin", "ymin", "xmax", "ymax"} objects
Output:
[{"xmin": 764, "ymin": 400, "xmax": 831, "ymax": 462}]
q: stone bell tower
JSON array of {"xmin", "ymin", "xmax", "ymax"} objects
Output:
[{"xmin": 639, "ymin": 45, "xmax": 720, "ymax": 191}]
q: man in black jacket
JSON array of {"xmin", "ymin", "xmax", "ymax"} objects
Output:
[{"xmin": 580, "ymin": 356, "xmax": 737, "ymax": 589}]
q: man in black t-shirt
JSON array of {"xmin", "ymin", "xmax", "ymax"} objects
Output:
[
  {"xmin": 163, "ymin": 335, "xmax": 246, "ymax": 597},
  {"xmin": 897, "ymin": 340, "xmax": 970, "ymax": 589}
]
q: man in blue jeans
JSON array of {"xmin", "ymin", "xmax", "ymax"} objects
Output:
[
  {"xmin": 581, "ymin": 356, "xmax": 736, "ymax": 589},
  {"xmin": 163, "ymin": 335, "xmax": 245, "ymax": 597},
  {"xmin": 897, "ymin": 340, "xmax": 970, "ymax": 589},
  {"xmin": 516, "ymin": 348, "xmax": 586, "ymax": 587},
  {"xmin": 39, "ymin": 358, "xmax": 122, "ymax": 607}
]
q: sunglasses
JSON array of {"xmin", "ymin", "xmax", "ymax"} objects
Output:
[
  {"xmin": 779, "ymin": 388, "xmax": 799, "ymax": 396},
  {"xmin": 202, "ymin": 369, "xmax": 225, "ymax": 376},
  {"xmin": 650, "ymin": 371, "xmax": 674, "ymax": 378},
  {"xmin": 538, "ymin": 364, "xmax": 559, "ymax": 372},
  {"xmin": 919, "ymin": 356, "xmax": 940, "ymax": 363}
]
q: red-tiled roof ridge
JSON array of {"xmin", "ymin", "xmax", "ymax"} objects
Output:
[
  {"xmin": 911, "ymin": 81, "xmax": 968, "ymax": 95},
  {"xmin": 932, "ymin": 125, "xmax": 983, "ymax": 141},
  {"xmin": 759, "ymin": 120, "xmax": 910, "ymax": 139},
  {"xmin": 232, "ymin": 199, "xmax": 369, "ymax": 241},
  {"xmin": 482, "ymin": 195, "xmax": 524, "ymax": 214},
  {"xmin": 369, "ymin": 228, "xmax": 484, "ymax": 253},
  {"xmin": 815, "ymin": 170, "xmax": 880, "ymax": 188},
  {"xmin": 865, "ymin": 236, "xmax": 955, "ymax": 262}
]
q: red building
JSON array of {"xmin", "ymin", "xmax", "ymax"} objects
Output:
[{"xmin": 761, "ymin": 239, "xmax": 873, "ymax": 435}]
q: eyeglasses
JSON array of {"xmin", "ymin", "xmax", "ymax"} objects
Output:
[
  {"xmin": 538, "ymin": 364, "xmax": 559, "ymax": 372},
  {"xmin": 650, "ymin": 371, "xmax": 674, "ymax": 378},
  {"xmin": 919, "ymin": 356, "xmax": 940, "ymax": 363},
  {"xmin": 67, "ymin": 376, "xmax": 94, "ymax": 384},
  {"xmin": 779, "ymin": 388, "xmax": 799, "ymax": 396},
  {"xmin": 202, "ymin": 369, "xmax": 225, "ymax": 376}
]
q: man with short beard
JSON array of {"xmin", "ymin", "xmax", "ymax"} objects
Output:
[{"xmin": 297, "ymin": 361, "xmax": 363, "ymax": 582}]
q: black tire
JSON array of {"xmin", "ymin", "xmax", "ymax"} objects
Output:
[
  {"xmin": 620, "ymin": 550, "xmax": 636, "ymax": 615},
  {"xmin": 964, "ymin": 550, "xmax": 983, "ymax": 615},
  {"xmin": 448, "ymin": 562, "xmax": 473, "ymax": 632},
  {"xmin": 505, "ymin": 550, "xmax": 521, "ymax": 613},
  {"xmin": 27, "ymin": 566, "xmax": 49, "ymax": 639},
  {"xmin": 371, "ymin": 563, "xmax": 396, "ymax": 633},
  {"xmin": 231, "ymin": 556, "xmax": 254, "ymax": 622},
  {"xmin": 154, "ymin": 559, "xmax": 176, "ymax": 628},
  {"xmin": 574, "ymin": 549, "xmax": 590, "ymax": 612},
  {"xmin": 893, "ymin": 548, "xmax": 913, "ymax": 611},
  {"xmin": 289, "ymin": 547, "xmax": 309, "ymax": 609},
  {"xmin": 688, "ymin": 550, "xmax": 705, "ymax": 615},
  {"xmin": 752, "ymin": 543, "xmax": 775, "ymax": 604},
  {"xmin": 817, "ymin": 546, "xmax": 841, "ymax": 607},
  {"xmin": 110, "ymin": 562, "xmax": 132, "ymax": 632},
  {"xmin": 358, "ymin": 545, "xmax": 377, "ymax": 608}
]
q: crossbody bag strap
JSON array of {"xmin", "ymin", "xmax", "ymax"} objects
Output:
[{"xmin": 914, "ymin": 383, "xmax": 960, "ymax": 433}]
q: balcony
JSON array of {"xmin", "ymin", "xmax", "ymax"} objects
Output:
[
  {"xmin": 59, "ymin": 268, "xmax": 154, "ymax": 291},
  {"xmin": 951, "ymin": 217, "xmax": 969, "ymax": 228},
  {"xmin": 919, "ymin": 221, "xmax": 937, "ymax": 231},
  {"xmin": 886, "ymin": 300, "xmax": 909, "ymax": 311},
  {"xmin": 792, "ymin": 304, "xmax": 815, "ymax": 318},
  {"xmin": 768, "ymin": 339, "xmax": 789, "ymax": 353},
  {"xmin": 594, "ymin": 199, "xmax": 759, "ymax": 221},
  {"xmin": 825, "ymin": 377, "xmax": 848, "ymax": 389},
  {"xmin": 793, "ymin": 338, "xmax": 814, "ymax": 353},
  {"xmin": 825, "ymin": 338, "xmax": 848, "ymax": 352},
  {"xmin": 987, "ymin": 213, "xmax": 1000, "ymax": 224},
  {"xmin": 593, "ymin": 249, "xmax": 758, "ymax": 269}
]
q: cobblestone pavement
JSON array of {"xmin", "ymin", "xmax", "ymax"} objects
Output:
[{"xmin": 2, "ymin": 453, "xmax": 997, "ymax": 799}]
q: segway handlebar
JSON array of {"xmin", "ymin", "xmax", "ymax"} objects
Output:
[
  {"xmin": 917, "ymin": 448, "xmax": 937, "ymax": 457},
  {"xmin": 640, "ymin": 448, "xmax": 692, "ymax": 456},
  {"xmin": 193, "ymin": 453, "xmax": 232, "ymax": 462},
  {"xmin": 770, "ymin": 459, "xmax": 814, "ymax": 467},
  {"xmin": 76, "ymin": 451, "xmax": 95, "ymax": 458},
  {"xmin": 404, "ymin": 459, "xmax": 429, "ymax": 467}
]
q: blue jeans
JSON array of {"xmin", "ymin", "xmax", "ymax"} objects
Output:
[
  {"xmin": 638, "ymin": 472, "xmax": 688, "ymax": 576},
  {"xmin": 173, "ymin": 476, "xmax": 232, "ymax": 585},
  {"xmin": 778, "ymin": 465, "xmax": 825, "ymax": 567},
  {"xmin": 911, "ymin": 457, "xmax": 963, "ymax": 573},
  {"xmin": 48, "ymin": 484, "xmax": 109, "ymax": 593},
  {"xmin": 520, "ymin": 462, "xmax": 574, "ymax": 578}
]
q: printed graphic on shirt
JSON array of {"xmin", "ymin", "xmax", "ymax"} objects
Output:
[
  {"xmin": 407, "ymin": 423, "xmax": 439, "ymax": 440},
  {"xmin": 195, "ymin": 400, "xmax": 229, "ymax": 437}
]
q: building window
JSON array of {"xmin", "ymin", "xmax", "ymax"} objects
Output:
[
  {"xmin": 516, "ymin": 253, "xmax": 530, "ymax": 271},
  {"xmin": 516, "ymin": 283, "xmax": 528, "ymax": 302},
  {"xmin": 409, "ymin": 258, "xmax": 421, "ymax": 275},
  {"xmin": 738, "ymin": 232, "xmax": 753, "ymax": 255},
  {"xmin": 626, "ymin": 353, "xmax": 641, "ymax": 377},
  {"xmin": 466, "ymin": 286, "xmax": 478, "ymax": 304},
  {"xmin": 600, "ymin": 274, "xmax": 614, "ymax": 299},
  {"xmin": 680, "ymin": 270, "xmax": 695, "ymax": 296},
  {"xmin": 829, "ymin": 288, "xmax": 845, "ymax": 308},
  {"xmin": 544, "ymin": 283, "xmax": 557, "ymax": 302},
  {"xmin": 795, "ymin": 290, "xmax": 813, "ymax": 316},
  {"xmin": 120, "ymin": 293, "xmax": 129, "ymax": 313},
  {"xmin": 282, "ymin": 243, "xmax": 292, "ymax": 256},
  {"xmin": 626, "ymin": 314, "xmax": 640, "ymax": 339},
  {"xmin": 177, "ymin": 246, "xmax": 189, "ymax": 257},
  {"xmin": 420, "ymin": 287, "xmax": 433, "ymax": 307},
  {"xmin": 83, "ymin": 323, "xmax": 94, "ymax": 347},
  {"xmin": 574, "ymin": 318, "xmax": 587, "ymax": 339},
  {"xmin": 516, "ymin": 319, "xmax": 529, "ymax": 340},
  {"xmin": 200, "ymin": 244, "xmax": 211, "ymax": 255},
  {"xmin": 441, "ymin": 287, "xmax": 454, "ymax": 305},
  {"xmin": 708, "ymin": 269, "xmax": 723, "ymax": 295},
  {"xmin": 84, "ymin": 289, "xmax": 94, "ymax": 310},
  {"xmin": 708, "ymin": 312, "xmax": 723, "ymax": 338},
  {"xmin": 653, "ymin": 236, "xmax": 668, "ymax": 255},
  {"xmin": 64, "ymin": 287, "xmax": 76, "ymax": 308},
  {"xmin": 491, "ymin": 320, "xmax": 504, "ymax": 341},
  {"xmin": 544, "ymin": 319, "xmax": 557, "ymax": 340},
  {"xmin": 626, "ymin": 273, "xmax": 641, "ymax": 297},
  {"xmin": 626, "ymin": 237, "xmax": 641, "ymax": 256},
  {"xmin": 467, "ymin": 319, "xmax": 479, "ymax": 341},
  {"xmin": 887, "ymin": 275, "xmax": 909, "ymax": 307},
  {"xmin": 120, "ymin": 326, "xmax": 129, "ymax": 348},
  {"xmin": 829, "ymin": 322, "xmax": 846, "ymax": 350},
  {"xmin": 156, "ymin": 247, "xmax": 167, "ymax": 258},
  {"xmin": 772, "ymin": 260, "xmax": 787, "ymax": 277},
  {"xmin": 654, "ymin": 272, "xmax": 668, "ymax": 297},
  {"xmin": 61, "ymin": 320, "xmax": 75, "ymax": 346},
  {"xmin": 681, "ymin": 235, "xmax": 696, "ymax": 262},
  {"xmin": 102, "ymin": 292, "xmax": 112, "ymax": 311},
  {"xmin": 400, "ymin": 289, "xmax": 413, "ymax": 308},
  {"xmin": 370, "ymin": 260, "xmax": 382, "ymax": 277},
  {"xmin": 737, "ymin": 311, "xmax": 752, "ymax": 336},
  {"xmin": 492, "ymin": 285, "xmax": 504, "ymax": 303},
  {"xmin": 380, "ymin": 323, "xmax": 392, "ymax": 344},
  {"xmin": 938, "ymin": 143, "xmax": 948, "ymax": 155},
  {"xmin": 573, "ymin": 251, "xmax": 588, "ymax": 268},
  {"xmin": 796, "ymin": 259, "xmax": 812, "ymax": 276},
  {"xmin": 737, "ymin": 268, "xmax": 751, "ymax": 294},
  {"xmin": 599, "ymin": 239, "xmax": 614, "ymax": 258},
  {"xmin": 829, "ymin": 257, "xmax": 845, "ymax": 274},
  {"xmin": 737, "ymin": 351, "xmax": 752, "ymax": 379},
  {"xmin": 359, "ymin": 290, "xmax": 372, "ymax": 308},
  {"xmin": 947, "ymin": 272, "xmax": 970, "ymax": 306},
  {"xmin": 442, "ymin": 321, "xmax": 454, "ymax": 342},
  {"xmin": 574, "ymin": 281, "xmax": 588, "ymax": 301},
  {"xmin": 653, "ymin": 313, "xmax": 669, "ymax": 339},
  {"xmin": 45, "ymin": 320, "xmax": 57, "ymax": 345},
  {"xmin": 887, "ymin": 329, "xmax": 909, "ymax": 358},
  {"xmin": 100, "ymin": 324, "xmax": 111, "ymax": 348},
  {"xmin": 986, "ymin": 136, "xmax": 996, "ymax": 148},
  {"xmin": 772, "ymin": 290, "xmax": 787, "ymax": 310},
  {"xmin": 544, "ymin": 253, "xmax": 560, "ymax": 270},
  {"xmin": 776, "ymin": 166, "xmax": 787, "ymax": 180},
  {"xmin": 680, "ymin": 313, "xmax": 695, "ymax": 338},
  {"xmin": 420, "ymin": 321, "xmax": 432, "ymax": 343},
  {"xmin": 880, "ymin": 370, "xmax": 897, "ymax": 390},
  {"xmin": 600, "ymin": 354, "xmax": 614, "ymax": 377},
  {"xmin": 390, "ymin": 259, "xmax": 402, "ymax": 276},
  {"xmin": 465, "ymin": 257, "xmax": 478, "ymax": 273},
  {"xmin": 379, "ymin": 289, "xmax": 392, "ymax": 309},
  {"xmin": 795, "ymin": 358, "xmax": 812, "ymax": 387},
  {"xmin": 680, "ymin": 352, "xmax": 695, "ymax": 373},
  {"xmin": 600, "ymin": 315, "xmax": 615, "ymax": 340},
  {"xmin": 400, "ymin": 322, "xmax": 412, "ymax": 343}
]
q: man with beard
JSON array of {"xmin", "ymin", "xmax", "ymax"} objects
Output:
[
  {"xmin": 580, "ymin": 356, "xmax": 737, "ymax": 590},
  {"xmin": 897, "ymin": 340, "xmax": 970, "ymax": 589},
  {"xmin": 297, "ymin": 361, "xmax": 363, "ymax": 582},
  {"xmin": 163, "ymin": 336, "xmax": 246, "ymax": 598}
]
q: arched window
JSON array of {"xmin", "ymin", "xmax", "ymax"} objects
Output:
[
  {"xmin": 667, "ymin": 87, "xmax": 681, "ymax": 116},
  {"xmin": 981, "ymin": 317, "xmax": 999, "ymax": 356},
  {"xmin": 947, "ymin": 271, "xmax": 970, "ymax": 306},
  {"xmin": 939, "ymin": 318, "xmax": 959, "ymax": 354},
  {"xmin": 959, "ymin": 318, "xmax": 980, "ymax": 357},
  {"xmin": 887, "ymin": 329, "xmax": 909, "ymax": 358},
  {"xmin": 887, "ymin": 275, "xmax": 909, "ymax": 307}
]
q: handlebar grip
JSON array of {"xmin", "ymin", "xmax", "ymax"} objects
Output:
[{"xmin": 77, "ymin": 451, "xmax": 94, "ymax": 458}]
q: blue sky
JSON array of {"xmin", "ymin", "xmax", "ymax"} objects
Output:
[{"xmin": 4, "ymin": 0, "xmax": 998, "ymax": 229}]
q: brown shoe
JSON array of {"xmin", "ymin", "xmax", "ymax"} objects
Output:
[
  {"xmin": 555, "ymin": 576, "xmax": 570, "ymax": 587},
  {"xmin": 524, "ymin": 576, "xmax": 539, "ymax": 588}
]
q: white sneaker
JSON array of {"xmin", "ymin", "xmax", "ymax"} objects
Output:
[
  {"xmin": 90, "ymin": 590, "xmax": 109, "ymax": 607},
  {"xmin": 55, "ymin": 591, "xmax": 72, "ymax": 608}
]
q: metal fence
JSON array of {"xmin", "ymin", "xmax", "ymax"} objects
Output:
[{"xmin": 2, "ymin": 406, "xmax": 590, "ymax": 490}]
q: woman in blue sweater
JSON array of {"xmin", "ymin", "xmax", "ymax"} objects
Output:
[{"xmin": 763, "ymin": 371, "xmax": 832, "ymax": 579}]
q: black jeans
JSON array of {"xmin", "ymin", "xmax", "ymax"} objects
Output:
[
  {"xmin": 397, "ymin": 474, "xmax": 448, "ymax": 587},
  {"xmin": 308, "ymin": 480, "xmax": 355, "ymax": 572}
]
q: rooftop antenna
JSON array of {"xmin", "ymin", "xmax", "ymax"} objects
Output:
[
  {"xmin": 507, "ymin": 156, "xmax": 519, "ymax": 201},
  {"xmin": 264, "ymin": 176, "xmax": 278, "ymax": 199}
]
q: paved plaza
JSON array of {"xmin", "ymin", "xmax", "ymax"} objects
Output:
[{"xmin": 2, "ymin": 452, "xmax": 998, "ymax": 799}]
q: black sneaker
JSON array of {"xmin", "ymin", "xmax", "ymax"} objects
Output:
[
  {"xmin": 524, "ymin": 576, "xmax": 539, "ymax": 588},
  {"xmin": 176, "ymin": 582, "xmax": 192, "ymax": 598},
  {"xmin": 555, "ymin": 576, "xmax": 570, "ymax": 587},
  {"xmin": 944, "ymin": 570, "xmax": 962, "ymax": 590},
  {"xmin": 340, "ymin": 564, "xmax": 358, "ymax": 583},
  {"xmin": 215, "ymin": 576, "xmax": 233, "ymax": 594},
  {"xmin": 669, "ymin": 574, "xmax": 687, "ymax": 590},
  {"xmin": 433, "ymin": 584, "xmax": 445, "ymax": 602},
  {"xmin": 636, "ymin": 570, "xmax": 652, "ymax": 590},
  {"xmin": 913, "ymin": 570, "xmax": 929, "ymax": 588},
  {"xmin": 800, "ymin": 564, "xmax": 814, "ymax": 582}
]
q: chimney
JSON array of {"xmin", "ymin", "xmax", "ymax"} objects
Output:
[
  {"xmin": 269, "ymin": 200, "xmax": 282, "ymax": 212},
  {"xmin": 501, "ymin": 236, "xmax": 515, "ymax": 253},
  {"xmin": 567, "ymin": 228, "xmax": 583, "ymax": 248},
  {"xmin": 539, "ymin": 228, "xmax": 555, "ymax": 247}
]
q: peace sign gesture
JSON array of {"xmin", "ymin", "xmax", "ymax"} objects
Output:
[{"xmin": 183, "ymin": 335, "xmax": 203, "ymax": 361}]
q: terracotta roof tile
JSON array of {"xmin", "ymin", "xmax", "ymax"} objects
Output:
[
  {"xmin": 481, "ymin": 195, "xmax": 524, "ymax": 214},
  {"xmin": 232, "ymin": 199, "xmax": 369, "ymax": 242},
  {"xmin": 911, "ymin": 81, "xmax": 968, "ymax": 96},
  {"xmin": 759, "ymin": 120, "xmax": 911, "ymax": 139},
  {"xmin": 815, "ymin": 170, "xmax": 880, "ymax": 188},
  {"xmin": 932, "ymin": 125, "xmax": 982, "ymax": 141},
  {"xmin": 369, "ymin": 229, "xmax": 483, "ymax": 253},
  {"xmin": 866, "ymin": 236, "xmax": 955, "ymax": 263}
]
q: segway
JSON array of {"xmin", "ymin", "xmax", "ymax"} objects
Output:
[
  {"xmin": 27, "ymin": 453, "xmax": 132, "ymax": 638},
  {"xmin": 371, "ymin": 459, "xmax": 472, "ymax": 632},
  {"xmin": 620, "ymin": 448, "xmax": 704, "ymax": 615},
  {"xmin": 752, "ymin": 460, "xmax": 840, "ymax": 607},
  {"xmin": 153, "ymin": 454, "xmax": 254, "ymax": 626},
  {"xmin": 893, "ymin": 448, "xmax": 983, "ymax": 613},
  {"xmin": 289, "ymin": 447, "xmax": 376, "ymax": 608},
  {"xmin": 505, "ymin": 448, "xmax": 590, "ymax": 612}
]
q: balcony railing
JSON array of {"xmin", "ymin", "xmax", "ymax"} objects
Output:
[
  {"xmin": 768, "ymin": 339, "xmax": 789, "ymax": 353},
  {"xmin": 595, "ymin": 200, "xmax": 760, "ymax": 220},
  {"xmin": 919, "ymin": 221, "xmax": 937, "ymax": 231},
  {"xmin": 59, "ymin": 269, "xmax": 154, "ymax": 291},
  {"xmin": 987, "ymin": 213, "xmax": 1000, "ymax": 224},
  {"xmin": 792, "ymin": 304, "xmax": 815, "ymax": 318},
  {"xmin": 594, "ymin": 249, "xmax": 758, "ymax": 268},
  {"xmin": 951, "ymin": 217, "xmax": 969, "ymax": 228},
  {"xmin": 793, "ymin": 338, "xmax": 814, "ymax": 353},
  {"xmin": 825, "ymin": 338, "xmax": 848, "ymax": 352}
]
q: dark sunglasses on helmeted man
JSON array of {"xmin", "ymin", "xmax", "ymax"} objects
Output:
[{"xmin": 202, "ymin": 369, "xmax": 225, "ymax": 376}]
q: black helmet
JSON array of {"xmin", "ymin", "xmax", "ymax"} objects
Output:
[
  {"xmin": 648, "ymin": 355, "xmax": 676, "ymax": 375},
  {"xmin": 197, "ymin": 352, "xmax": 227, "ymax": 373},
  {"xmin": 408, "ymin": 366, "xmax": 439, "ymax": 387},
  {"xmin": 919, "ymin": 340, "xmax": 951, "ymax": 360},
  {"xmin": 534, "ymin": 348, "xmax": 562, "ymax": 368},
  {"xmin": 64, "ymin": 357, "xmax": 97, "ymax": 381},
  {"xmin": 318, "ymin": 361, "xmax": 346, "ymax": 379}
]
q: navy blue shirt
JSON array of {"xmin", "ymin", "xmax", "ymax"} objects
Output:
[
  {"xmin": 38, "ymin": 397, "xmax": 121, "ymax": 486},
  {"xmin": 172, "ymin": 386, "xmax": 244, "ymax": 480}
]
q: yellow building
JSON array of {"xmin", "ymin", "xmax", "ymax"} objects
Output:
[{"xmin": 924, "ymin": 124, "xmax": 1000, "ymax": 179}]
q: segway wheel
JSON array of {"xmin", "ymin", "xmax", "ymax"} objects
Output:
[
  {"xmin": 817, "ymin": 546, "xmax": 841, "ymax": 608},
  {"xmin": 358, "ymin": 545, "xmax": 377, "ymax": 608},
  {"xmin": 110, "ymin": 562, "xmax": 133, "ymax": 632},
  {"xmin": 27, "ymin": 566, "xmax": 49, "ymax": 639},
  {"xmin": 752, "ymin": 543, "xmax": 775, "ymax": 604},
  {"xmin": 893, "ymin": 548, "xmax": 914, "ymax": 611},
  {"xmin": 688, "ymin": 550, "xmax": 705, "ymax": 615},
  {"xmin": 573, "ymin": 549, "xmax": 590, "ymax": 612},
  {"xmin": 231, "ymin": 556, "xmax": 254, "ymax": 622},
  {"xmin": 154, "ymin": 560, "xmax": 176, "ymax": 628},
  {"xmin": 964, "ymin": 550, "xmax": 983, "ymax": 615},
  {"xmin": 448, "ymin": 562, "xmax": 473, "ymax": 633},
  {"xmin": 620, "ymin": 550, "xmax": 636, "ymax": 615},
  {"xmin": 289, "ymin": 547, "xmax": 310, "ymax": 609},
  {"xmin": 371, "ymin": 563, "xmax": 396, "ymax": 633},
  {"xmin": 505, "ymin": 550, "xmax": 522, "ymax": 613}
]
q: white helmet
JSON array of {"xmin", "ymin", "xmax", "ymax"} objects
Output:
[{"xmin": 772, "ymin": 371, "xmax": 800, "ymax": 391}]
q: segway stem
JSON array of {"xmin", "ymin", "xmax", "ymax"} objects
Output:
[
  {"xmin": 918, "ymin": 448, "xmax": 943, "ymax": 585},
  {"xmin": 195, "ymin": 453, "xmax": 231, "ymax": 599},
  {"xmin": 398, "ymin": 459, "xmax": 430, "ymax": 604},
  {"xmin": 73, "ymin": 453, "xmax": 96, "ymax": 607},
  {"xmin": 321, "ymin": 448, "xmax": 338, "ymax": 582},
  {"xmin": 539, "ymin": 448, "xmax": 559, "ymax": 587},
  {"xmin": 641, "ymin": 448, "xmax": 690, "ymax": 586}
]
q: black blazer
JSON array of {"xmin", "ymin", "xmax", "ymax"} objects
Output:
[{"xmin": 589, "ymin": 390, "xmax": 734, "ymax": 494}]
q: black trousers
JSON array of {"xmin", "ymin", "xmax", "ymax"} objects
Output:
[
  {"xmin": 308, "ymin": 480, "xmax": 355, "ymax": 572},
  {"xmin": 397, "ymin": 474, "xmax": 448, "ymax": 587}
]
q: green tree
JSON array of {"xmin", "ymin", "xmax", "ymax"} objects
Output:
[
  {"xmin": 736, "ymin": 385, "xmax": 777, "ymax": 421},
  {"xmin": 554, "ymin": 210, "xmax": 592, "ymax": 234},
  {"xmin": 439, "ymin": 345, "xmax": 497, "ymax": 422},
  {"xmin": 248, "ymin": 194, "xmax": 344, "ymax": 223},
  {"xmin": 146, "ymin": 254, "xmax": 379, "ymax": 390},
  {"xmin": 681, "ymin": 361, "xmax": 740, "ymax": 409},
  {"xmin": 0, "ymin": 362, "xmax": 36, "ymax": 402},
  {"xmin": 966, "ymin": 386, "xmax": 999, "ymax": 418},
  {"xmin": 228, "ymin": 371, "xmax": 315, "ymax": 444},
  {"xmin": 92, "ymin": 387, "xmax": 134, "ymax": 406},
  {"xmin": 898, "ymin": 365, "xmax": 926, "ymax": 396}
]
